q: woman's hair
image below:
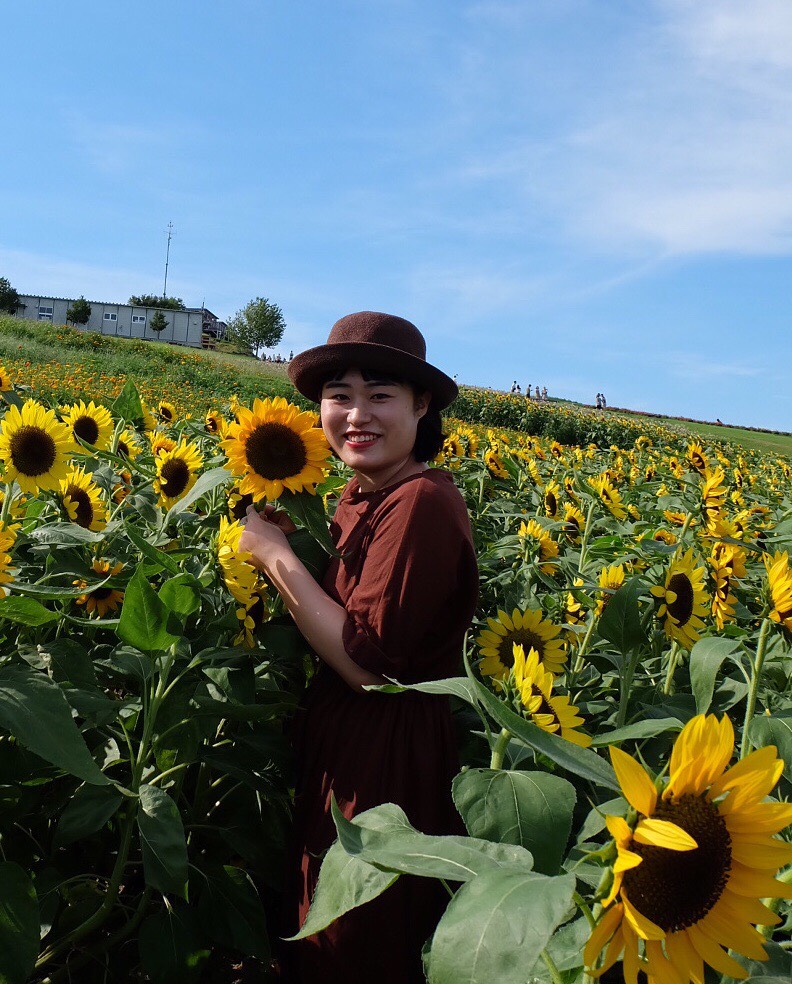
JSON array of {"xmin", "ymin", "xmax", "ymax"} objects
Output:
[{"xmin": 321, "ymin": 367, "xmax": 445, "ymax": 463}]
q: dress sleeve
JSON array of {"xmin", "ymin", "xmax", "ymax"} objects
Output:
[{"xmin": 341, "ymin": 483, "xmax": 468, "ymax": 679}]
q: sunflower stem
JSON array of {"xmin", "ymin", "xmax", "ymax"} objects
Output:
[
  {"xmin": 489, "ymin": 728, "xmax": 511, "ymax": 770},
  {"xmin": 539, "ymin": 947, "xmax": 564, "ymax": 984},
  {"xmin": 662, "ymin": 641, "xmax": 680, "ymax": 695},
  {"xmin": 740, "ymin": 617, "xmax": 772, "ymax": 759},
  {"xmin": 577, "ymin": 501, "xmax": 595, "ymax": 572}
]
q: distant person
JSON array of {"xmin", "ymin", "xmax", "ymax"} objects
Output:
[
  {"xmin": 289, "ymin": 350, "xmax": 294, "ymax": 360},
  {"xmin": 515, "ymin": 383, "xmax": 522, "ymax": 394},
  {"xmin": 535, "ymin": 385, "xmax": 541, "ymax": 400},
  {"xmin": 716, "ymin": 418, "xmax": 723, "ymax": 425},
  {"xmin": 509, "ymin": 380, "xmax": 517, "ymax": 393},
  {"xmin": 596, "ymin": 393, "xmax": 602, "ymax": 409},
  {"xmin": 601, "ymin": 393, "xmax": 607, "ymax": 409},
  {"xmin": 542, "ymin": 386, "xmax": 547, "ymax": 401}
]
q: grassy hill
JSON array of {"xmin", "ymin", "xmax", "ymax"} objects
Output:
[{"xmin": 1, "ymin": 315, "xmax": 790, "ymax": 457}]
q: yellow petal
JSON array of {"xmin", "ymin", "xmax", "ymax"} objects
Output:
[
  {"xmin": 622, "ymin": 893, "xmax": 665, "ymax": 941},
  {"xmin": 665, "ymin": 931, "xmax": 705, "ymax": 984},
  {"xmin": 584, "ymin": 902, "xmax": 624, "ymax": 970},
  {"xmin": 633, "ymin": 818, "xmax": 697, "ymax": 852},
  {"xmin": 730, "ymin": 837, "xmax": 792, "ymax": 869},
  {"xmin": 728, "ymin": 861, "xmax": 792, "ymax": 899},
  {"xmin": 688, "ymin": 923, "xmax": 749, "ymax": 978},
  {"xmin": 610, "ymin": 746, "xmax": 657, "ymax": 816}
]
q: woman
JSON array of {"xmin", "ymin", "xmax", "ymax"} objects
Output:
[{"xmin": 238, "ymin": 311, "xmax": 479, "ymax": 983}]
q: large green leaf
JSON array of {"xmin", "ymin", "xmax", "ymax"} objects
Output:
[
  {"xmin": 112, "ymin": 380, "xmax": 144, "ymax": 425},
  {"xmin": 137, "ymin": 783, "xmax": 189, "ymax": 898},
  {"xmin": 465, "ymin": 669, "xmax": 619, "ymax": 791},
  {"xmin": 27, "ymin": 523, "xmax": 104, "ymax": 545},
  {"xmin": 196, "ymin": 866, "xmax": 270, "ymax": 960},
  {"xmin": 0, "ymin": 666, "xmax": 109, "ymax": 784},
  {"xmin": 9, "ymin": 575, "xmax": 111, "ymax": 599},
  {"xmin": 689, "ymin": 637, "xmax": 742, "ymax": 714},
  {"xmin": 123, "ymin": 522, "xmax": 181, "ymax": 575},
  {"xmin": 367, "ymin": 676, "xmax": 483, "ymax": 706},
  {"xmin": 597, "ymin": 576, "xmax": 646, "ymax": 654},
  {"xmin": 0, "ymin": 862, "xmax": 39, "ymax": 984},
  {"xmin": 159, "ymin": 573, "xmax": 202, "ymax": 621},
  {"xmin": 54, "ymin": 784, "xmax": 124, "ymax": 847},
  {"xmin": 290, "ymin": 803, "xmax": 407, "ymax": 940},
  {"xmin": 425, "ymin": 869, "xmax": 576, "ymax": 984},
  {"xmin": 331, "ymin": 798, "xmax": 533, "ymax": 882},
  {"xmin": 117, "ymin": 564, "xmax": 180, "ymax": 653},
  {"xmin": 591, "ymin": 717, "xmax": 683, "ymax": 748},
  {"xmin": 164, "ymin": 467, "xmax": 229, "ymax": 521},
  {"xmin": 138, "ymin": 905, "xmax": 210, "ymax": 983},
  {"xmin": 453, "ymin": 769, "xmax": 575, "ymax": 875},
  {"xmin": 0, "ymin": 596, "xmax": 59, "ymax": 626},
  {"xmin": 748, "ymin": 711, "xmax": 792, "ymax": 782},
  {"xmin": 279, "ymin": 489, "xmax": 339, "ymax": 556}
]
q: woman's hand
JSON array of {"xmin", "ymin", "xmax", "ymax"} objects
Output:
[{"xmin": 238, "ymin": 504, "xmax": 297, "ymax": 573}]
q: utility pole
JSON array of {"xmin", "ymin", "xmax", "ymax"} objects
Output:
[{"xmin": 163, "ymin": 222, "xmax": 174, "ymax": 299}]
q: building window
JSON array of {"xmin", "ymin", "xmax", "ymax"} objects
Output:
[
  {"xmin": 38, "ymin": 305, "xmax": 53, "ymax": 321},
  {"xmin": 132, "ymin": 315, "xmax": 146, "ymax": 324},
  {"xmin": 103, "ymin": 312, "xmax": 118, "ymax": 322}
]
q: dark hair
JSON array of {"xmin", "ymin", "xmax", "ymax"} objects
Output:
[{"xmin": 321, "ymin": 367, "xmax": 445, "ymax": 463}]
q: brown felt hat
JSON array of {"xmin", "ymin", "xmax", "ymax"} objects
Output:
[{"xmin": 288, "ymin": 311, "xmax": 458, "ymax": 409}]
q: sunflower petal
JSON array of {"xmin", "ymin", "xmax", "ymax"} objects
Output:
[
  {"xmin": 687, "ymin": 924, "xmax": 748, "ymax": 979},
  {"xmin": 584, "ymin": 903, "xmax": 624, "ymax": 970},
  {"xmin": 633, "ymin": 818, "xmax": 697, "ymax": 851},
  {"xmin": 622, "ymin": 893, "xmax": 665, "ymax": 941},
  {"xmin": 610, "ymin": 746, "xmax": 657, "ymax": 816}
]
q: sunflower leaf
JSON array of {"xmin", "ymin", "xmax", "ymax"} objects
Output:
[
  {"xmin": 117, "ymin": 564, "xmax": 181, "ymax": 653},
  {"xmin": 163, "ymin": 467, "xmax": 230, "ymax": 522},
  {"xmin": 111, "ymin": 380, "xmax": 144, "ymax": 425},
  {"xmin": 597, "ymin": 576, "xmax": 647, "ymax": 655},
  {"xmin": 0, "ymin": 596, "xmax": 59, "ymax": 626},
  {"xmin": 689, "ymin": 637, "xmax": 742, "ymax": 714},
  {"xmin": 0, "ymin": 862, "xmax": 39, "ymax": 984},
  {"xmin": 278, "ymin": 490, "xmax": 341, "ymax": 557}
]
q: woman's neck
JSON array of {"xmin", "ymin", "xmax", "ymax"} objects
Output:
[{"xmin": 354, "ymin": 456, "xmax": 428, "ymax": 494}]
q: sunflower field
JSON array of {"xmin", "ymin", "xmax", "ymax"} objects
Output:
[{"xmin": 0, "ymin": 360, "xmax": 791, "ymax": 984}]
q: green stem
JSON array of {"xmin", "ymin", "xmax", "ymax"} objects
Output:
[
  {"xmin": 740, "ymin": 617, "xmax": 773, "ymax": 759},
  {"xmin": 540, "ymin": 947, "xmax": 564, "ymax": 984},
  {"xmin": 577, "ymin": 501, "xmax": 595, "ymax": 572},
  {"xmin": 662, "ymin": 641, "xmax": 680, "ymax": 696},
  {"xmin": 489, "ymin": 728, "xmax": 511, "ymax": 770}
]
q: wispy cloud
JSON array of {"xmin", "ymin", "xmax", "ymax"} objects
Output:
[{"xmin": 667, "ymin": 353, "xmax": 765, "ymax": 381}]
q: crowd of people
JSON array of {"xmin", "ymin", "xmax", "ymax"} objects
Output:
[
  {"xmin": 261, "ymin": 350, "xmax": 294, "ymax": 363},
  {"xmin": 509, "ymin": 381, "xmax": 548, "ymax": 401}
]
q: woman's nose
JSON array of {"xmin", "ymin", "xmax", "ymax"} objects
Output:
[{"xmin": 347, "ymin": 403, "xmax": 371, "ymax": 424}]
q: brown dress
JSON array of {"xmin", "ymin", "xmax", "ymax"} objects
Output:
[{"xmin": 281, "ymin": 469, "xmax": 479, "ymax": 983}]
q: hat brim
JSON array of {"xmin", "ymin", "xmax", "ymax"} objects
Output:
[{"xmin": 288, "ymin": 341, "xmax": 458, "ymax": 409}]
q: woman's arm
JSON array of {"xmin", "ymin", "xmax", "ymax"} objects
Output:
[{"xmin": 238, "ymin": 507, "xmax": 384, "ymax": 693}]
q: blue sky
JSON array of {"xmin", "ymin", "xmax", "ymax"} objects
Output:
[{"xmin": 4, "ymin": 1, "xmax": 791, "ymax": 430}]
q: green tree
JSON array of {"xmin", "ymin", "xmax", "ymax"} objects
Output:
[
  {"xmin": 149, "ymin": 310, "xmax": 169, "ymax": 334},
  {"xmin": 128, "ymin": 294, "xmax": 185, "ymax": 311},
  {"xmin": 66, "ymin": 296, "xmax": 92, "ymax": 325},
  {"xmin": 0, "ymin": 277, "xmax": 21, "ymax": 315},
  {"xmin": 226, "ymin": 297, "xmax": 286, "ymax": 355}
]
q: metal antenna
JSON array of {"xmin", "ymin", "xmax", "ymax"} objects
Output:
[{"xmin": 163, "ymin": 222, "xmax": 175, "ymax": 298}]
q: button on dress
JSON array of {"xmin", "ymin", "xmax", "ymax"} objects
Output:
[{"xmin": 281, "ymin": 469, "xmax": 479, "ymax": 983}]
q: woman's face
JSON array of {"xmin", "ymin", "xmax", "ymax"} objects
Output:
[{"xmin": 320, "ymin": 368, "xmax": 429, "ymax": 485}]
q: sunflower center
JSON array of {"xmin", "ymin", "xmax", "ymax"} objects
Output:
[
  {"xmin": 92, "ymin": 586, "xmax": 115, "ymax": 600},
  {"xmin": 73, "ymin": 415, "xmax": 100, "ymax": 445},
  {"xmin": 117, "ymin": 440, "xmax": 130, "ymax": 457},
  {"xmin": 527, "ymin": 683, "xmax": 556, "ymax": 720},
  {"xmin": 160, "ymin": 406, "xmax": 173, "ymax": 422},
  {"xmin": 499, "ymin": 629, "xmax": 544, "ymax": 668},
  {"xmin": 244, "ymin": 423, "xmax": 307, "ymax": 480},
  {"xmin": 623, "ymin": 793, "xmax": 731, "ymax": 933},
  {"xmin": 230, "ymin": 491, "xmax": 255, "ymax": 520},
  {"xmin": 667, "ymin": 573, "xmax": 694, "ymax": 625},
  {"xmin": 9, "ymin": 426, "xmax": 57, "ymax": 477},
  {"xmin": 66, "ymin": 486, "xmax": 94, "ymax": 528},
  {"xmin": 160, "ymin": 458, "xmax": 191, "ymax": 498},
  {"xmin": 546, "ymin": 492, "xmax": 557, "ymax": 514}
]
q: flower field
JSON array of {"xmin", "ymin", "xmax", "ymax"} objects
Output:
[{"xmin": 0, "ymin": 344, "xmax": 791, "ymax": 982}]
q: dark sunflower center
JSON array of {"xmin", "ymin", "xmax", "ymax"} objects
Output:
[
  {"xmin": 206, "ymin": 417, "xmax": 219, "ymax": 433},
  {"xmin": 9, "ymin": 426, "xmax": 57, "ymax": 477},
  {"xmin": 160, "ymin": 406, "xmax": 173, "ymax": 422},
  {"xmin": 66, "ymin": 486, "xmax": 94, "ymax": 528},
  {"xmin": 117, "ymin": 440, "xmax": 130, "ymax": 457},
  {"xmin": 623, "ymin": 794, "xmax": 731, "ymax": 933},
  {"xmin": 245, "ymin": 423, "xmax": 307, "ymax": 480},
  {"xmin": 231, "ymin": 492, "xmax": 255, "ymax": 521},
  {"xmin": 73, "ymin": 415, "xmax": 99, "ymax": 445},
  {"xmin": 248, "ymin": 594, "xmax": 266, "ymax": 628},
  {"xmin": 528, "ymin": 683, "xmax": 556, "ymax": 720},
  {"xmin": 546, "ymin": 492, "xmax": 557, "ymax": 514},
  {"xmin": 667, "ymin": 573, "xmax": 694, "ymax": 625},
  {"xmin": 160, "ymin": 458, "xmax": 191, "ymax": 497},
  {"xmin": 92, "ymin": 586, "xmax": 115, "ymax": 600},
  {"xmin": 499, "ymin": 629, "xmax": 544, "ymax": 669}
]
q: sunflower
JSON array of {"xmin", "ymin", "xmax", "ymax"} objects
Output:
[
  {"xmin": 205, "ymin": 410, "xmax": 227, "ymax": 436},
  {"xmin": 585, "ymin": 714, "xmax": 792, "ymax": 984},
  {"xmin": 157, "ymin": 400, "xmax": 177, "ymax": 424},
  {"xmin": 764, "ymin": 551, "xmax": 792, "ymax": 637},
  {"xmin": 564, "ymin": 577, "xmax": 588, "ymax": 642},
  {"xmin": 438, "ymin": 432, "xmax": 464, "ymax": 470},
  {"xmin": 0, "ymin": 399, "xmax": 74, "ymax": 493},
  {"xmin": 687, "ymin": 441, "xmax": 709, "ymax": 474},
  {"xmin": 518, "ymin": 518, "xmax": 559, "ymax": 573},
  {"xmin": 139, "ymin": 400, "xmax": 157, "ymax": 432},
  {"xmin": 0, "ymin": 366, "xmax": 12, "ymax": 392},
  {"xmin": 563, "ymin": 503, "xmax": 586, "ymax": 542},
  {"xmin": 61, "ymin": 401, "xmax": 114, "ymax": 450},
  {"xmin": 663, "ymin": 509, "xmax": 689, "ymax": 528},
  {"xmin": 651, "ymin": 549, "xmax": 708, "ymax": 650},
  {"xmin": 511, "ymin": 645, "xmax": 591, "ymax": 746},
  {"xmin": 477, "ymin": 606, "xmax": 567, "ymax": 680},
  {"xmin": 701, "ymin": 468, "xmax": 728, "ymax": 533},
  {"xmin": 221, "ymin": 396, "xmax": 330, "ymax": 502},
  {"xmin": 589, "ymin": 475, "xmax": 628, "ymax": 521},
  {"xmin": 484, "ymin": 447, "xmax": 509, "ymax": 480},
  {"xmin": 543, "ymin": 480, "xmax": 562, "ymax": 518},
  {"xmin": 217, "ymin": 516, "xmax": 259, "ymax": 608},
  {"xmin": 456, "ymin": 424, "xmax": 479, "ymax": 457},
  {"xmin": 549, "ymin": 441, "xmax": 565, "ymax": 460},
  {"xmin": 235, "ymin": 584, "xmax": 270, "ymax": 648},
  {"xmin": 112, "ymin": 469, "xmax": 132, "ymax": 504},
  {"xmin": 59, "ymin": 467, "xmax": 108, "ymax": 531},
  {"xmin": 653, "ymin": 528, "xmax": 677, "ymax": 546},
  {"xmin": 0, "ymin": 521, "xmax": 17, "ymax": 597},
  {"xmin": 74, "ymin": 560, "xmax": 125, "ymax": 617},
  {"xmin": 115, "ymin": 429, "xmax": 141, "ymax": 460},
  {"xmin": 154, "ymin": 440, "xmax": 203, "ymax": 509},
  {"xmin": 150, "ymin": 433, "xmax": 177, "ymax": 458},
  {"xmin": 596, "ymin": 564, "xmax": 626, "ymax": 617}
]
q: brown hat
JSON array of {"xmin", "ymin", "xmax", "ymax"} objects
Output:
[{"xmin": 288, "ymin": 311, "xmax": 458, "ymax": 409}]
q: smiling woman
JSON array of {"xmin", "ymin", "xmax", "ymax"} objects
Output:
[{"xmin": 236, "ymin": 312, "xmax": 479, "ymax": 983}]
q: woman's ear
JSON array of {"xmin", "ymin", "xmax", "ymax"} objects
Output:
[{"xmin": 414, "ymin": 391, "xmax": 431, "ymax": 419}]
